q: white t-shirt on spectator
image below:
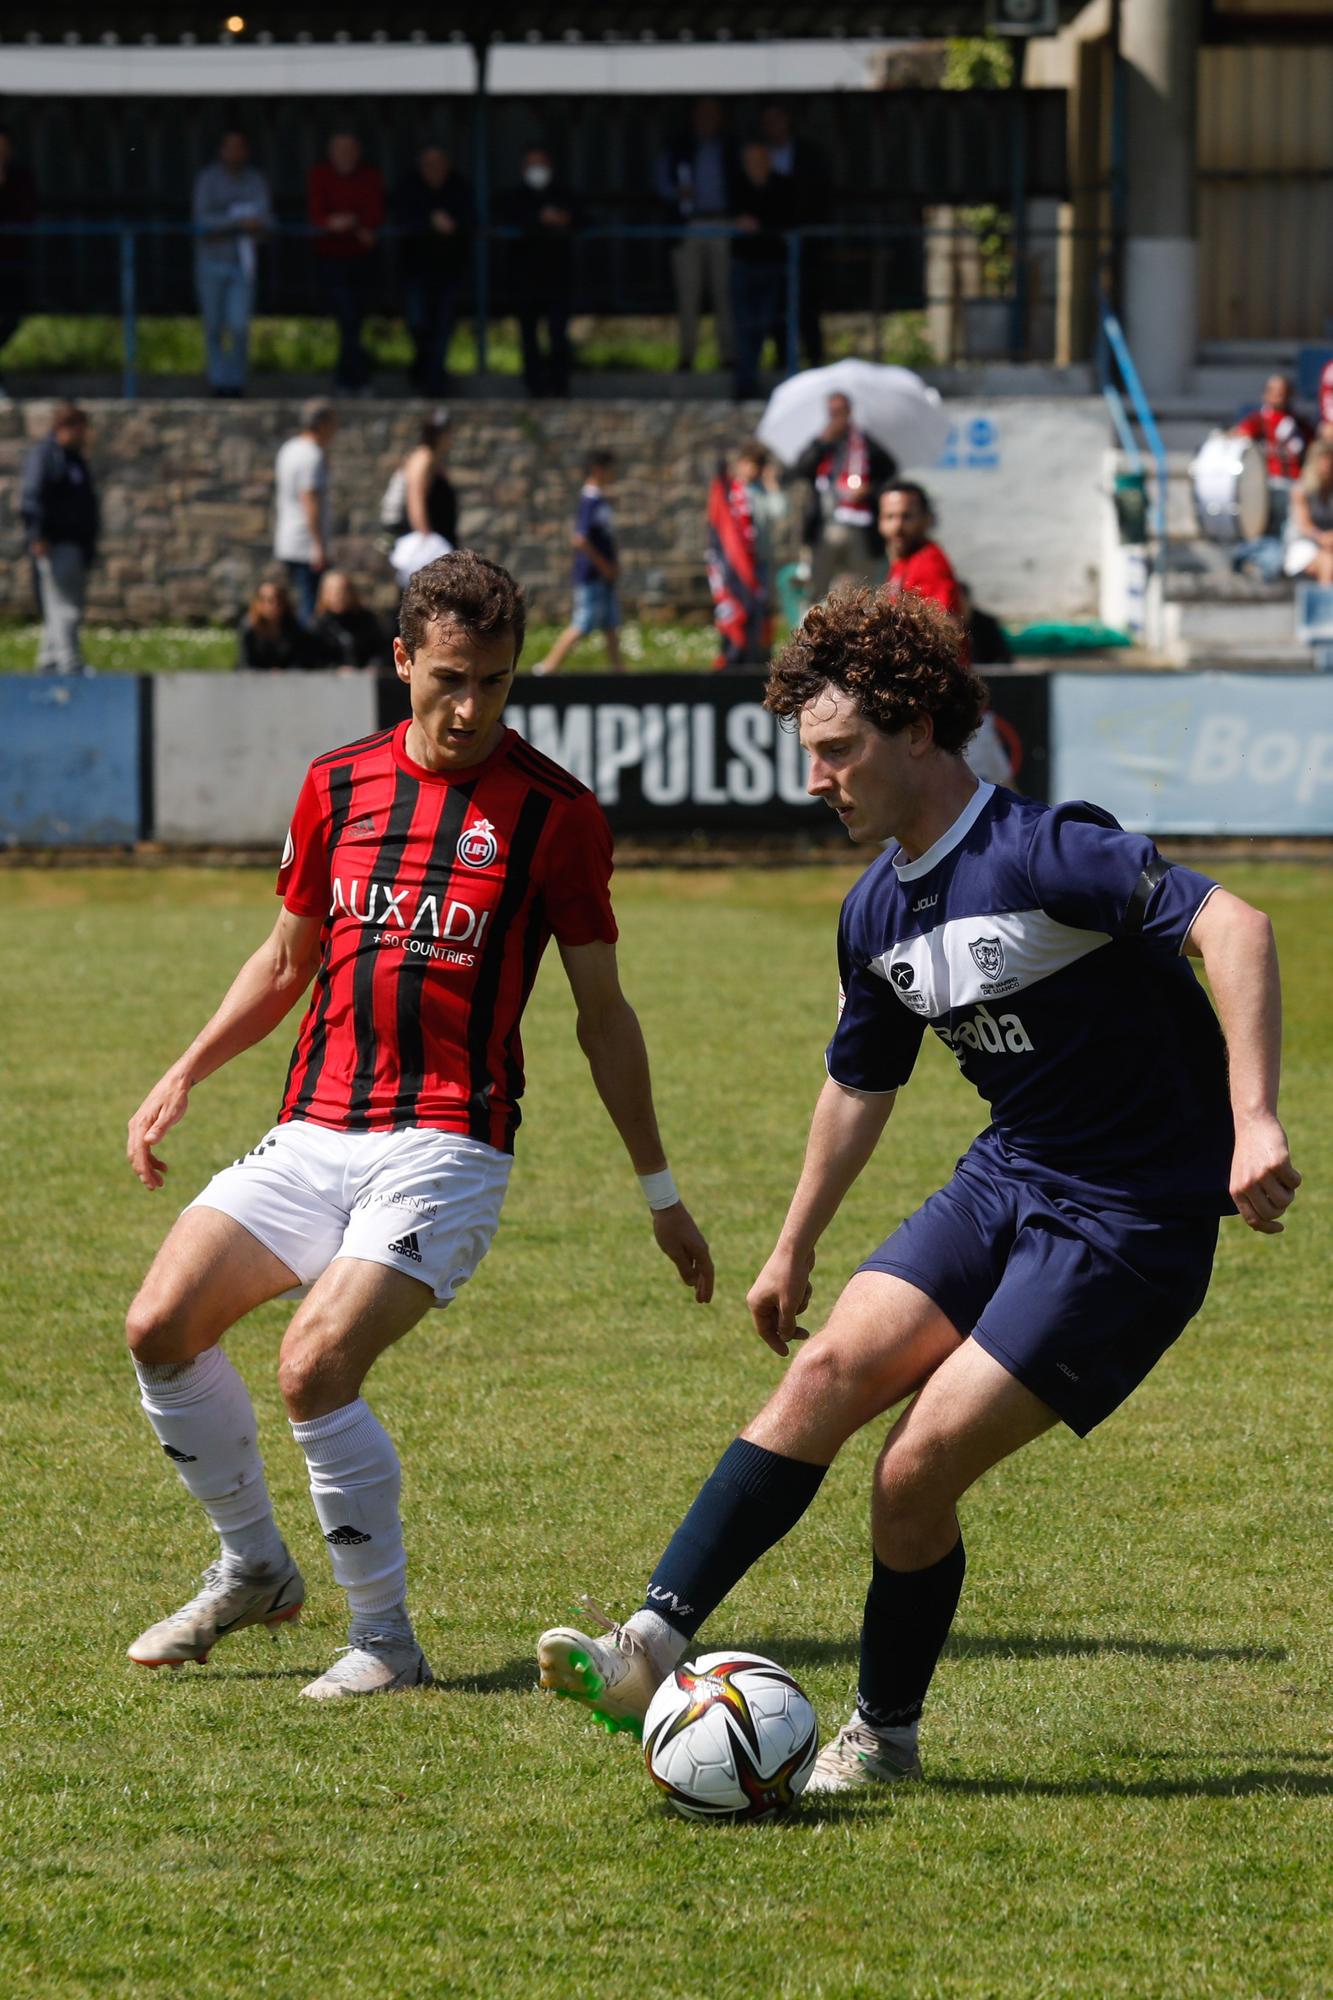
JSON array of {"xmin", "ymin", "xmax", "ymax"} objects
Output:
[{"xmin": 273, "ymin": 434, "xmax": 330, "ymax": 563}]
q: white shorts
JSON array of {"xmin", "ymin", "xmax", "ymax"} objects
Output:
[{"xmin": 188, "ymin": 1122, "xmax": 513, "ymax": 1308}]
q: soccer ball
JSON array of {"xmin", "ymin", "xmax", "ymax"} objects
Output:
[{"xmin": 642, "ymin": 1650, "xmax": 819, "ymax": 1822}]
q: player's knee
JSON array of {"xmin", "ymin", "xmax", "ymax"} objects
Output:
[
  {"xmin": 125, "ymin": 1290, "xmax": 194, "ymax": 1366},
  {"xmin": 276, "ymin": 1321, "xmax": 347, "ymax": 1414},
  {"xmin": 785, "ymin": 1335, "xmax": 883, "ymax": 1424},
  {"xmin": 877, "ymin": 1428, "xmax": 953, "ymax": 1519}
]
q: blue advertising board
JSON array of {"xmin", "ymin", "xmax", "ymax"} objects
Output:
[
  {"xmin": 1052, "ymin": 673, "xmax": 1333, "ymax": 835},
  {"xmin": 0, "ymin": 675, "xmax": 143, "ymax": 846}
]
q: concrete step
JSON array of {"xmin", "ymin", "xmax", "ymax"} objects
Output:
[{"xmin": 1162, "ymin": 596, "xmax": 1295, "ymax": 646}]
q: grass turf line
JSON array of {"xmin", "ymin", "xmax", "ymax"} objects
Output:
[{"xmin": 0, "ymin": 861, "xmax": 1328, "ymax": 2000}]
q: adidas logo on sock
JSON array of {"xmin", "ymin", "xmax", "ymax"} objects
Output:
[
  {"xmin": 161, "ymin": 1443, "xmax": 198, "ymax": 1463},
  {"xmin": 325, "ymin": 1524, "xmax": 372, "ymax": 1546},
  {"xmin": 387, "ymin": 1231, "xmax": 423, "ymax": 1263}
]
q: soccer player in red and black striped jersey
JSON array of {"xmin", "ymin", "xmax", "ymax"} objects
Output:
[{"xmin": 122, "ymin": 551, "xmax": 713, "ymax": 1699}]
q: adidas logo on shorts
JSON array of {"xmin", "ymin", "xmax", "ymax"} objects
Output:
[{"xmin": 387, "ymin": 1230, "xmax": 423, "ymax": 1263}]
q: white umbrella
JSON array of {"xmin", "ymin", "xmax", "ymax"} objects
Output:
[{"xmin": 757, "ymin": 359, "xmax": 949, "ymax": 471}]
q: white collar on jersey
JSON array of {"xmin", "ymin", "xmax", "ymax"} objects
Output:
[{"xmin": 892, "ymin": 781, "xmax": 995, "ymax": 882}]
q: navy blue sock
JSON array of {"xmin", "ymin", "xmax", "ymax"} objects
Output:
[
  {"xmin": 855, "ymin": 1536, "xmax": 966, "ymax": 1730},
  {"xmin": 640, "ymin": 1437, "xmax": 828, "ymax": 1640}
]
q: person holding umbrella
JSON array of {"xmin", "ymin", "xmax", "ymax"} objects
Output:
[{"xmin": 793, "ymin": 391, "xmax": 897, "ymax": 601}]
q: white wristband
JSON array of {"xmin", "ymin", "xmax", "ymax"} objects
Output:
[{"xmin": 638, "ymin": 1167, "xmax": 680, "ymax": 1212}]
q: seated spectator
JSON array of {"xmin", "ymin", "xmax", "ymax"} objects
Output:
[
  {"xmin": 310, "ymin": 571, "xmax": 390, "ymax": 670},
  {"xmin": 1283, "ymin": 439, "xmax": 1333, "ymax": 582},
  {"xmin": 730, "ymin": 141, "xmax": 794, "ymax": 401},
  {"xmin": 396, "ymin": 143, "xmax": 472, "ymax": 395},
  {"xmin": 879, "ymin": 481, "xmax": 964, "ymax": 622},
  {"xmin": 238, "ymin": 579, "xmax": 318, "ymax": 669},
  {"xmin": 500, "ymin": 146, "xmax": 578, "ymax": 398},
  {"xmin": 308, "ymin": 131, "xmax": 384, "ymax": 394},
  {"xmin": 795, "ymin": 392, "xmax": 896, "ymax": 601},
  {"xmin": 707, "ymin": 440, "xmax": 787, "ymax": 669},
  {"xmin": 0, "ymin": 126, "xmax": 38, "ymax": 399},
  {"xmin": 1235, "ymin": 373, "xmax": 1313, "ymax": 533},
  {"xmin": 192, "ymin": 128, "xmax": 272, "ymax": 398}
]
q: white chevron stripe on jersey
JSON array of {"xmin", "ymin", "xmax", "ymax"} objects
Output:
[{"xmin": 871, "ymin": 908, "xmax": 1110, "ymax": 1017}]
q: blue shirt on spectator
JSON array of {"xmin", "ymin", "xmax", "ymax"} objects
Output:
[{"xmin": 572, "ymin": 483, "xmax": 616, "ymax": 584}]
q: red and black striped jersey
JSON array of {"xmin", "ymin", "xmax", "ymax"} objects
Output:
[{"xmin": 275, "ymin": 721, "xmax": 617, "ymax": 1152}]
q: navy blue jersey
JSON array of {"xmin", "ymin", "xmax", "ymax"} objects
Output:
[{"xmin": 827, "ymin": 785, "xmax": 1235, "ymax": 1215}]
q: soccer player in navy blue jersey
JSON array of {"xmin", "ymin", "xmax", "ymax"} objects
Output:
[{"xmin": 539, "ymin": 585, "xmax": 1302, "ymax": 1790}]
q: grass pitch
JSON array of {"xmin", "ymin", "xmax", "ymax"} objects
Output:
[{"xmin": 1, "ymin": 860, "xmax": 1329, "ymax": 2000}]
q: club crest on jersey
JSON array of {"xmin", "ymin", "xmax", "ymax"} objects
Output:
[
  {"xmin": 890, "ymin": 961, "xmax": 916, "ymax": 992},
  {"xmin": 968, "ymin": 936, "xmax": 1005, "ymax": 980},
  {"xmin": 457, "ymin": 818, "xmax": 499, "ymax": 870}
]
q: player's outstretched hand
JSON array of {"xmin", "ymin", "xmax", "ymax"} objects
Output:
[
  {"xmin": 1230, "ymin": 1113, "xmax": 1302, "ymax": 1234},
  {"xmin": 747, "ymin": 1244, "xmax": 816, "ymax": 1358},
  {"xmin": 652, "ymin": 1203, "xmax": 715, "ymax": 1304},
  {"xmin": 126, "ymin": 1066, "xmax": 191, "ymax": 1191}
]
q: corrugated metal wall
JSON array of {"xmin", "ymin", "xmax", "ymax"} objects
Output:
[{"xmin": 1198, "ymin": 43, "xmax": 1333, "ymax": 338}]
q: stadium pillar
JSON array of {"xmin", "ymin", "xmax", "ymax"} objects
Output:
[{"xmin": 1120, "ymin": 0, "xmax": 1200, "ymax": 399}]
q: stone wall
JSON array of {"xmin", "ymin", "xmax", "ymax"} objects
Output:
[{"xmin": 0, "ymin": 394, "xmax": 1106, "ymax": 631}]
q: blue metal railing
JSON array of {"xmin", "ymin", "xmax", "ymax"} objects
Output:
[
  {"xmin": 1096, "ymin": 292, "xmax": 1169, "ymax": 546},
  {"xmin": 5, "ymin": 217, "xmax": 1098, "ymax": 397}
]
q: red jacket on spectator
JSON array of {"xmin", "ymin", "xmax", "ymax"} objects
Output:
[
  {"xmin": 308, "ymin": 161, "xmax": 385, "ymax": 260},
  {"xmin": 887, "ymin": 539, "xmax": 964, "ymax": 621},
  {"xmin": 1236, "ymin": 404, "xmax": 1312, "ymax": 481}
]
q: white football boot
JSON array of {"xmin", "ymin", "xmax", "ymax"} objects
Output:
[
  {"xmin": 127, "ymin": 1556, "xmax": 304, "ymax": 1668},
  {"xmin": 804, "ymin": 1714, "xmax": 924, "ymax": 1794},
  {"xmin": 300, "ymin": 1635, "xmax": 434, "ymax": 1700},
  {"xmin": 537, "ymin": 1596, "xmax": 672, "ymax": 1736}
]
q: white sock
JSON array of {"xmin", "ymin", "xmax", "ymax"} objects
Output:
[
  {"xmin": 134, "ymin": 1349, "xmax": 288, "ymax": 1576},
  {"xmin": 624, "ymin": 1608, "xmax": 689, "ymax": 1672},
  {"xmin": 857, "ymin": 1711, "xmax": 920, "ymax": 1757},
  {"xmin": 291, "ymin": 1398, "xmax": 412, "ymax": 1641}
]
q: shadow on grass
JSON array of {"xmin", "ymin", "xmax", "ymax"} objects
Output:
[
  {"xmin": 803, "ymin": 1767, "xmax": 1332, "ymax": 1813},
  {"xmin": 434, "ymin": 1658, "xmax": 539, "ymax": 1696},
  {"xmin": 945, "ymin": 1631, "xmax": 1288, "ymax": 1666}
]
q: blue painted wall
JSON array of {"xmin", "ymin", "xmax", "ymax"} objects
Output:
[{"xmin": 0, "ymin": 676, "xmax": 141, "ymax": 846}]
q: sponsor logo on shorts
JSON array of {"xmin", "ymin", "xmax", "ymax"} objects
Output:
[
  {"xmin": 387, "ymin": 1230, "xmax": 423, "ymax": 1264},
  {"xmin": 457, "ymin": 817, "xmax": 499, "ymax": 869},
  {"xmin": 324, "ymin": 1524, "xmax": 372, "ymax": 1545},
  {"xmin": 369, "ymin": 1191, "xmax": 439, "ymax": 1217}
]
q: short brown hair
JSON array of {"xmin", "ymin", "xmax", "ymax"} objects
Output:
[
  {"xmin": 398, "ymin": 549, "xmax": 527, "ymax": 663},
  {"xmin": 765, "ymin": 585, "xmax": 984, "ymax": 754}
]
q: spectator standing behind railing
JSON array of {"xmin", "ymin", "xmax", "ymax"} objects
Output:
[
  {"xmin": 500, "ymin": 147, "xmax": 578, "ymax": 399},
  {"xmin": 20, "ymin": 401, "xmax": 98, "ymax": 675},
  {"xmin": 730, "ymin": 143, "xmax": 795, "ymax": 402},
  {"xmin": 273, "ymin": 399, "xmax": 337, "ymax": 626},
  {"xmin": 655, "ymin": 98, "xmax": 737, "ymax": 376},
  {"xmin": 308, "ymin": 132, "xmax": 384, "ymax": 395},
  {"xmin": 0, "ymin": 127, "xmax": 37, "ymax": 400},
  {"xmin": 395, "ymin": 144, "xmax": 472, "ymax": 396},
  {"xmin": 237, "ymin": 579, "xmax": 319, "ymax": 670},
  {"xmin": 192, "ymin": 129, "xmax": 273, "ymax": 400},
  {"xmin": 759, "ymin": 102, "xmax": 825, "ymax": 369}
]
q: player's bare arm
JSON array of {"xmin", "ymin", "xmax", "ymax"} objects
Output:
[
  {"xmin": 1184, "ymin": 887, "xmax": 1301, "ymax": 1234},
  {"xmin": 749, "ymin": 1076, "xmax": 896, "ymax": 1356},
  {"xmin": 558, "ymin": 937, "xmax": 714, "ymax": 1303},
  {"xmin": 126, "ymin": 907, "xmax": 322, "ymax": 1191}
]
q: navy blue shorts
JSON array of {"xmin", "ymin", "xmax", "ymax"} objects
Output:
[{"xmin": 858, "ymin": 1150, "xmax": 1219, "ymax": 1436}]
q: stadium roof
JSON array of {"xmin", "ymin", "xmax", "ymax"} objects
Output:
[{"xmin": 4, "ymin": 3, "xmax": 1086, "ymax": 43}]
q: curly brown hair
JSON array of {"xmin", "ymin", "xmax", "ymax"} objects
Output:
[
  {"xmin": 765, "ymin": 585, "xmax": 984, "ymax": 753},
  {"xmin": 399, "ymin": 549, "xmax": 527, "ymax": 663}
]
